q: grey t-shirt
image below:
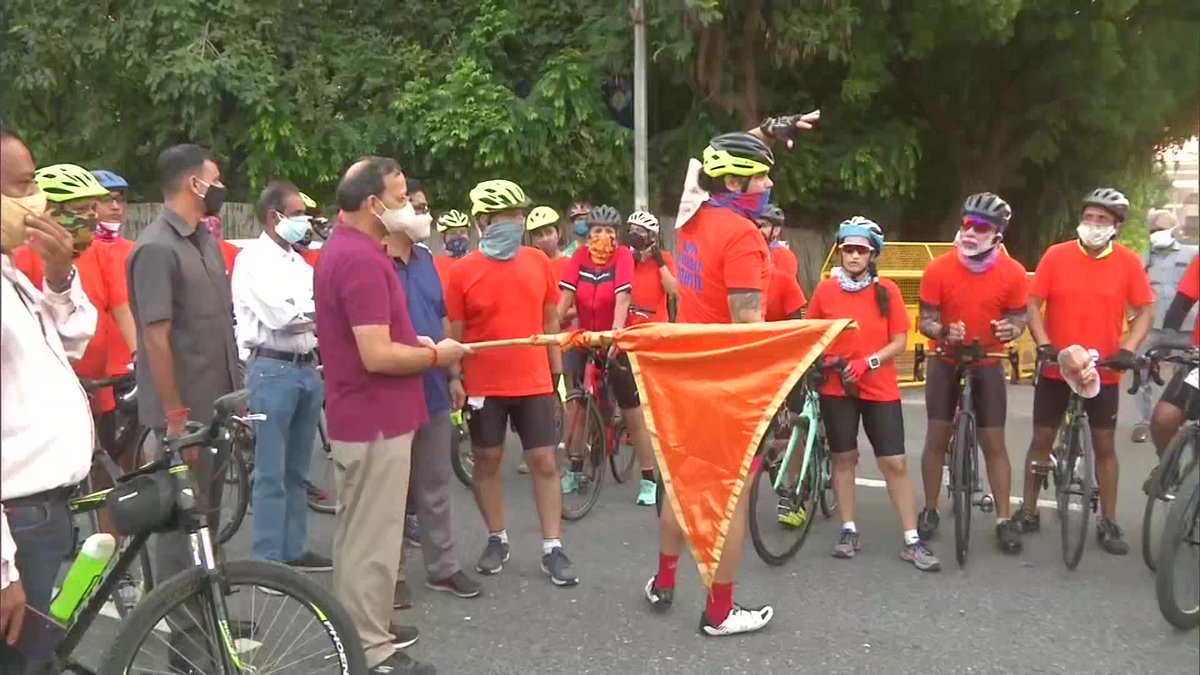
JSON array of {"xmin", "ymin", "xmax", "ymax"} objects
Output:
[
  {"xmin": 127, "ymin": 207, "xmax": 239, "ymax": 427},
  {"xmin": 1145, "ymin": 243, "xmax": 1199, "ymax": 331}
]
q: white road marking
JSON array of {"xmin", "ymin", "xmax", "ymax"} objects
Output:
[{"xmin": 853, "ymin": 477, "xmax": 1065, "ymax": 510}]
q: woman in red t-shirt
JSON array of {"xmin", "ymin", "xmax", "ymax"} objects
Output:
[
  {"xmin": 807, "ymin": 217, "xmax": 941, "ymax": 572},
  {"xmin": 622, "ymin": 210, "xmax": 677, "ymax": 325}
]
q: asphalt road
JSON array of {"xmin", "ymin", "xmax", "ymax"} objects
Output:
[{"xmin": 70, "ymin": 380, "xmax": 1198, "ymax": 674}]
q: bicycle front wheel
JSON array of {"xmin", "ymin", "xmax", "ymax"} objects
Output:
[
  {"xmin": 816, "ymin": 432, "xmax": 838, "ymax": 519},
  {"xmin": 1155, "ymin": 475, "xmax": 1200, "ymax": 630},
  {"xmin": 217, "ymin": 448, "xmax": 250, "ymax": 545},
  {"xmin": 306, "ymin": 412, "xmax": 337, "ymax": 514},
  {"xmin": 951, "ymin": 412, "xmax": 976, "ymax": 567},
  {"xmin": 450, "ymin": 412, "xmax": 474, "ymax": 488},
  {"xmin": 560, "ymin": 394, "xmax": 606, "ymax": 521},
  {"xmin": 609, "ymin": 418, "xmax": 637, "ymax": 484},
  {"xmin": 749, "ymin": 420, "xmax": 816, "ymax": 566},
  {"xmin": 1059, "ymin": 419, "xmax": 1094, "ymax": 570}
]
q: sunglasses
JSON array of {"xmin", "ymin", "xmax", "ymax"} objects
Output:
[
  {"xmin": 961, "ymin": 217, "xmax": 997, "ymax": 235},
  {"xmin": 839, "ymin": 244, "xmax": 872, "ymax": 256}
]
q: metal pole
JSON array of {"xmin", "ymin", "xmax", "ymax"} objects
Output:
[{"xmin": 633, "ymin": 0, "xmax": 649, "ymax": 211}]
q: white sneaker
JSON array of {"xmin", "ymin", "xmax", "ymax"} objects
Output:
[{"xmin": 698, "ymin": 603, "xmax": 774, "ymax": 637}]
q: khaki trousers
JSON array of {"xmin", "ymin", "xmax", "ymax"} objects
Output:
[{"xmin": 332, "ymin": 432, "xmax": 413, "ymax": 667}]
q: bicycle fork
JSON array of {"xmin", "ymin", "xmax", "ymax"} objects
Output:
[{"xmin": 191, "ymin": 526, "xmax": 246, "ymax": 674}]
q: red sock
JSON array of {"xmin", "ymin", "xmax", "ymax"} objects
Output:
[
  {"xmin": 706, "ymin": 582, "xmax": 734, "ymax": 625},
  {"xmin": 655, "ymin": 553, "xmax": 679, "ymax": 589}
]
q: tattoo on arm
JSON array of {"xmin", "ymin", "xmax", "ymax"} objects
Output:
[
  {"xmin": 918, "ymin": 302, "xmax": 943, "ymax": 340},
  {"xmin": 727, "ymin": 290, "xmax": 763, "ymax": 324}
]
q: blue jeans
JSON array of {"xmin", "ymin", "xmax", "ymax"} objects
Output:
[
  {"xmin": 0, "ymin": 499, "xmax": 72, "ymax": 673},
  {"xmin": 247, "ymin": 357, "xmax": 324, "ymax": 561}
]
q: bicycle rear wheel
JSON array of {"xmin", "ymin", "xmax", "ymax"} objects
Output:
[
  {"xmin": 217, "ymin": 447, "xmax": 250, "ymax": 545},
  {"xmin": 1059, "ymin": 419, "xmax": 1093, "ymax": 570},
  {"xmin": 609, "ymin": 418, "xmax": 637, "ymax": 484},
  {"xmin": 1155, "ymin": 475, "xmax": 1200, "ymax": 630},
  {"xmin": 815, "ymin": 431, "xmax": 837, "ymax": 519},
  {"xmin": 99, "ymin": 559, "xmax": 366, "ymax": 675},
  {"xmin": 306, "ymin": 411, "xmax": 337, "ymax": 514},
  {"xmin": 749, "ymin": 420, "xmax": 816, "ymax": 565},
  {"xmin": 561, "ymin": 394, "xmax": 606, "ymax": 520},
  {"xmin": 951, "ymin": 412, "xmax": 976, "ymax": 567},
  {"xmin": 450, "ymin": 411, "xmax": 474, "ymax": 488},
  {"xmin": 1143, "ymin": 433, "xmax": 1198, "ymax": 572}
]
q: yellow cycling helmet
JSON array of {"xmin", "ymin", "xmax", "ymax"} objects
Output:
[
  {"xmin": 526, "ymin": 206, "xmax": 561, "ymax": 232},
  {"xmin": 35, "ymin": 164, "xmax": 110, "ymax": 203},
  {"xmin": 469, "ymin": 179, "xmax": 529, "ymax": 216},
  {"xmin": 299, "ymin": 191, "xmax": 318, "ymax": 210},
  {"xmin": 701, "ymin": 132, "xmax": 774, "ymax": 178},
  {"xmin": 436, "ymin": 209, "xmax": 471, "ymax": 233}
]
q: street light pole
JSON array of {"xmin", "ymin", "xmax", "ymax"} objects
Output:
[{"xmin": 633, "ymin": 0, "xmax": 649, "ymax": 211}]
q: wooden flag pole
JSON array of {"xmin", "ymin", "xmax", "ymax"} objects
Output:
[{"xmin": 463, "ymin": 331, "xmax": 615, "ymax": 352}]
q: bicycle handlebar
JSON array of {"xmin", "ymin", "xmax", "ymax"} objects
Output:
[
  {"xmin": 1032, "ymin": 349, "xmax": 1146, "ymax": 395},
  {"xmin": 811, "ymin": 356, "xmax": 860, "ymax": 399},
  {"xmin": 912, "ymin": 339, "xmax": 1021, "ymax": 384},
  {"xmin": 80, "ymin": 372, "xmax": 136, "ymax": 393}
]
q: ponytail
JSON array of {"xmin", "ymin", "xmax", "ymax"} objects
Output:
[{"xmin": 869, "ymin": 260, "xmax": 889, "ymax": 317}]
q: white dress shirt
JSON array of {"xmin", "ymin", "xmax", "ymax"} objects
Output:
[
  {"xmin": 1, "ymin": 254, "xmax": 97, "ymax": 588},
  {"xmin": 231, "ymin": 233, "xmax": 317, "ymax": 361}
]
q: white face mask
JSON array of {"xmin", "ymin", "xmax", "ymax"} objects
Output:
[
  {"xmin": 954, "ymin": 229, "xmax": 1000, "ymax": 256},
  {"xmin": 274, "ymin": 213, "xmax": 312, "ymax": 244},
  {"xmin": 1077, "ymin": 222, "xmax": 1116, "ymax": 248},
  {"xmin": 375, "ymin": 198, "xmax": 432, "ymax": 241},
  {"xmin": 1150, "ymin": 228, "xmax": 1176, "ymax": 250}
]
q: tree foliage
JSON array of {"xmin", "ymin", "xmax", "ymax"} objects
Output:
[{"xmin": 3, "ymin": 0, "xmax": 1196, "ymax": 265}]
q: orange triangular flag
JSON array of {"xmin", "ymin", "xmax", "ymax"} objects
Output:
[{"xmin": 607, "ymin": 319, "xmax": 853, "ymax": 585}]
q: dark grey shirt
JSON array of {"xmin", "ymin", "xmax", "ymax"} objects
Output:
[{"xmin": 128, "ymin": 207, "xmax": 239, "ymax": 427}]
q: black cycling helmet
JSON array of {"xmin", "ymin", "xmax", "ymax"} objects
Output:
[
  {"xmin": 1082, "ymin": 188, "xmax": 1129, "ymax": 222},
  {"xmin": 757, "ymin": 204, "xmax": 786, "ymax": 228},
  {"xmin": 587, "ymin": 204, "xmax": 622, "ymax": 227},
  {"xmin": 702, "ymin": 132, "xmax": 775, "ymax": 178},
  {"xmin": 962, "ymin": 192, "xmax": 1012, "ymax": 228}
]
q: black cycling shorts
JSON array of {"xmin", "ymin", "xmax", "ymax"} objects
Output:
[
  {"xmin": 819, "ymin": 396, "xmax": 906, "ymax": 458},
  {"xmin": 1160, "ymin": 367, "xmax": 1200, "ymax": 421},
  {"xmin": 468, "ymin": 393, "xmax": 560, "ymax": 451},
  {"xmin": 1032, "ymin": 376, "xmax": 1119, "ymax": 430},
  {"xmin": 924, "ymin": 358, "xmax": 1008, "ymax": 428},
  {"xmin": 565, "ymin": 348, "xmax": 640, "ymax": 411}
]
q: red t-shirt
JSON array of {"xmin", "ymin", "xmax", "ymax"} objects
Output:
[
  {"xmin": 765, "ymin": 266, "xmax": 807, "ymax": 322},
  {"xmin": 446, "ymin": 247, "xmax": 560, "ymax": 397},
  {"xmin": 433, "ymin": 254, "xmax": 459, "ymax": 296},
  {"xmin": 769, "ymin": 243, "xmax": 799, "ymax": 280},
  {"xmin": 630, "ymin": 252, "xmax": 675, "ymax": 323},
  {"xmin": 94, "ymin": 238, "xmax": 136, "ymax": 377},
  {"xmin": 13, "ymin": 244, "xmax": 118, "ymax": 413},
  {"xmin": 675, "ymin": 204, "xmax": 771, "ymax": 324},
  {"xmin": 1030, "ymin": 241, "xmax": 1154, "ymax": 384},
  {"xmin": 560, "ymin": 245, "xmax": 634, "ymax": 331},
  {"xmin": 219, "ymin": 239, "xmax": 241, "ymax": 278},
  {"xmin": 919, "ymin": 251, "xmax": 1028, "ymax": 355},
  {"xmin": 807, "ymin": 277, "xmax": 910, "ymax": 401},
  {"xmin": 299, "ymin": 248, "xmax": 320, "ymax": 269},
  {"xmin": 1176, "ymin": 254, "xmax": 1199, "ymax": 346}
]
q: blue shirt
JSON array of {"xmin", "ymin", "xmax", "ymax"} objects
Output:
[{"xmin": 393, "ymin": 243, "xmax": 450, "ymax": 415}]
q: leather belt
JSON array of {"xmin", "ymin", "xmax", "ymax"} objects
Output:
[{"xmin": 251, "ymin": 347, "xmax": 316, "ymax": 364}]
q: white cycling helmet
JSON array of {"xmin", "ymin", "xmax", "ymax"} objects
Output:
[{"xmin": 626, "ymin": 210, "xmax": 659, "ymax": 233}]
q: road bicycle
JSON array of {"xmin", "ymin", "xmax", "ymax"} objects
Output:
[
  {"xmin": 560, "ymin": 349, "xmax": 636, "ymax": 520},
  {"xmin": 1138, "ymin": 344, "xmax": 1198, "ymax": 572},
  {"xmin": 1030, "ymin": 350, "xmax": 1140, "ymax": 570},
  {"xmin": 912, "ymin": 340, "xmax": 1020, "ymax": 567},
  {"xmin": 747, "ymin": 358, "xmax": 846, "ymax": 565},
  {"xmin": 36, "ymin": 390, "xmax": 365, "ymax": 674}
]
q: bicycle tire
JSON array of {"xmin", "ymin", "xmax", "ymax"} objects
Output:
[
  {"xmin": 1060, "ymin": 419, "xmax": 1093, "ymax": 570},
  {"xmin": 655, "ymin": 473, "xmax": 665, "ymax": 518},
  {"xmin": 1143, "ymin": 432, "xmax": 1198, "ymax": 571},
  {"xmin": 1155, "ymin": 475, "xmax": 1200, "ymax": 630},
  {"xmin": 1142, "ymin": 492, "xmax": 1165, "ymax": 573},
  {"xmin": 748, "ymin": 419, "xmax": 816, "ymax": 565},
  {"xmin": 815, "ymin": 431, "xmax": 837, "ymax": 519},
  {"xmin": 98, "ymin": 559, "xmax": 366, "ymax": 675},
  {"xmin": 951, "ymin": 412, "xmax": 976, "ymax": 567},
  {"xmin": 307, "ymin": 414, "xmax": 338, "ymax": 514},
  {"xmin": 217, "ymin": 449, "xmax": 250, "ymax": 545},
  {"xmin": 561, "ymin": 394, "xmax": 606, "ymax": 521},
  {"xmin": 609, "ymin": 419, "xmax": 637, "ymax": 484}
]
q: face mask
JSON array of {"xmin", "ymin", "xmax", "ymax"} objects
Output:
[
  {"xmin": 1, "ymin": 191, "xmax": 47, "ymax": 251},
  {"xmin": 1077, "ymin": 222, "xmax": 1115, "ymax": 248},
  {"xmin": 94, "ymin": 220, "xmax": 121, "ymax": 243},
  {"xmin": 533, "ymin": 236, "xmax": 558, "ymax": 257},
  {"xmin": 588, "ymin": 230, "xmax": 616, "ymax": 265},
  {"xmin": 709, "ymin": 187, "xmax": 772, "ymax": 222},
  {"xmin": 398, "ymin": 205, "xmax": 433, "ymax": 242},
  {"xmin": 479, "ymin": 220, "xmax": 525, "ymax": 261},
  {"xmin": 574, "ymin": 220, "xmax": 589, "ymax": 237},
  {"xmin": 445, "ymin": 235, "xmax": 470, "ymax": 258},
  {"xmin": 622, "ymin": 231, "xmax": 648, "ymax": 251},
  {"xmin": 831, "ymin": 266, "xmax": 873, "ymax": 293},
  {"xmin": 195, "ymin": 179, "xmax": 227, "ymax": 217},
  {"xmin": 1150, "ymin": 228, "xmax": 1176, "ymax": 250},
  {"xmin": 275, "ymin": 213, "xmax": 312, "ymax": 244}
]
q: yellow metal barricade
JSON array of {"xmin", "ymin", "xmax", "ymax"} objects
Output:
[{"xmin": 820, "ymin": 243, "xmax": 1038, "ymax": 386}]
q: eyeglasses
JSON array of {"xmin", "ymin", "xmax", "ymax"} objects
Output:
[
  {"xmin": 839, "ymin": 244, "xmax": 872, "ymax": 256},
  {"xmin": 961, "ymin": 217, "xmax": 997, "ymax": 235}
]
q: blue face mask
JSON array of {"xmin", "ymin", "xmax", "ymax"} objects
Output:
[
  {"xmin": 275, "ymin": 214, "xmax": 312, "ymax": 245},
  {"xmin": 445, "ymin": 235, "xmax": 470, "ymax": 258},
  {"xmin": 479, "ymin": 221, "xmax": 525, "ymax": 261},
  {"xmin": 710, "ymin": 187, "xmax": 772, "ymax": 222},
  {"xmin": 574, "ymin": 219, "xmax": 589, "ymax": 237}
]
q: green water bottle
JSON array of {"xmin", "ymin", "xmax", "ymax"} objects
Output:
[{"xmin": 49, "ymin": 533, "xmax": 116, "ymax": 623}]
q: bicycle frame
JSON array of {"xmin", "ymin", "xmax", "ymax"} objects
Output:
[{"xmin": 772, "ymin": 386, "xmax": 821, "ymax": 494}]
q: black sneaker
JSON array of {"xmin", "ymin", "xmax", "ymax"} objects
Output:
[
  {"xmin": 541, "ymin": 547, "xmax": 579, "ymax": 586},
  {"xmin": 1010, "ymin": 503, "xmax": 1040, "ymax": 533},
  {"xmin": 286, "ymin": 551, "xmax": 333, "ymax": 572},
  {"xmin": 917, "ymin": 507, "xmax": 940, "ymax": 541},
  {"xmin": 996, "ymin": 520, "xmax": 1023, "ymax": 554},
  {"xmin": 426, "ymin": 571, "xmax": 482, "ymax": 599},
  {"xmin": 369, "ymin": 649, "xmax": 436, "ymax": 674},
  {"xmin": 387, "ymin": 622, "xmax": 419, "ymax": 648},
  {"xmin": 476, "ymin": 535, "xmax": 510, "ymax": 575},
  {"xmin": 1096, "ymin": 519, "xmax": 1130, "ymax": 555},
  {"xmin": 643, "ymin": 575, "xmax": 673, "ymax": 612},
  {"xmin": 393, "ymin": 581, "xmax": 412, "ymax": 610},
  {"xmin": 403, "ymin": 514, "xmax": 422, "ymax": 549}
]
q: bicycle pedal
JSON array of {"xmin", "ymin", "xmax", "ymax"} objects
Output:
[{"xmin": 977, "ymin": 494, "xmax": 995, "ymax": 513}]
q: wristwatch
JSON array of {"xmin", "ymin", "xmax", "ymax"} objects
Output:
[{"xmin": 867, "ymin": 355, "xmax": 881, "ymax": 370}]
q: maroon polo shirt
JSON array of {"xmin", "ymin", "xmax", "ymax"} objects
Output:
[{"xmin": 314, "ymin": 224, "xmax": 427, "ymax": 441}]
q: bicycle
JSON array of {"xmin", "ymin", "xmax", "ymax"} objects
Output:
[
  {"xmin": 912, "ymin": 340, "xmax": 1020, "ymax": 567},
  {"xmin": 39, "ymin": 389, "xmax": 365, "ymax": 674},
  {"xmin": 1029, "ymin": 349, "xmax": 1141, "ymax": 570},
  {"xmin": 450, "ymin": 407, "xmax": 474, "ymax": 488},
  {"xmin": 1138, "ymin": 343, "xmax": 1199, "ymax": 572},
  {"xmin": 1156, "ymin": 460, "xmax": 1199, "ymax": 630},
  {"xmin": 560, "ymin": 349, "xmax": 636, "ymax": 520},
  {"xmin": 747, "ymin": 358, "xmax": 846, "ymax": 565}
]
